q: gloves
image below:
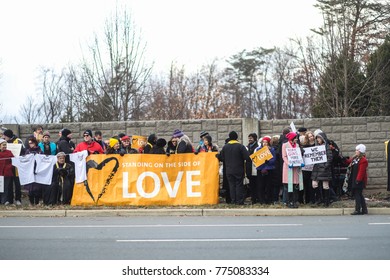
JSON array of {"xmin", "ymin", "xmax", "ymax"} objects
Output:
[
  {"xmin": 264, "ymin": 159, "xmax": 269, "ymax": 165},
  {"xmin": 166, "ymin": 153, "xmax": 171, "ymax": 157},
  {"xmin": 215, "ymin": 153, "xmax": 219, "ymax": 158},
  {"xmin": 194, "ymin": 151, "xmax": 199, "ymax": 155},
  {"xmin": 119, "ymin": 151, "xmax": 125, "ymax": 157},
  {"xmin": 288, "ymin": 164, "xmax": 293, "ymax": 169},
  {"xmin": 301, "ymin": 163, "xmax": 305, "ymax": 167}
]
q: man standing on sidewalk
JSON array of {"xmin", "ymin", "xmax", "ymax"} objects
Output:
[{"xmin": 217, "ymin": 131, "xmax": 250, "ymax": 205}]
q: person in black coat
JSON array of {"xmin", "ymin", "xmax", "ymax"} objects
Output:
[
  {"xmin": 217, "ymin": 131, "xmax": 250, "ymax": 205},
  {"xmin": 150, "ymin": 138, "xmax": 167, "ymax": 154},
  {"xmin": 246, "ymin": 133, "xmax": 259, "ymax": 203},
  {"xmin": 49, "ymin": 152, "xmax": 75, "ymax": 205}
]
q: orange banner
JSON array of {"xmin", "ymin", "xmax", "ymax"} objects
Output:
[
  {"xmin": 71, "ymin": 153, "xmax": 219, "ymax": 206},
  {"xmin": 250, "ymin": 146, "xmax": 273, "ymax": 167}
]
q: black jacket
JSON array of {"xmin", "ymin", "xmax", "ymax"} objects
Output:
[{"xmin": 219, "ymin": 140, "xmax": 250, "ymax": 176}]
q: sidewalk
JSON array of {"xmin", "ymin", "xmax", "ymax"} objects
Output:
[{"xmin": 1, "ymin": 207, "xmax": 390, "ymax": 217}]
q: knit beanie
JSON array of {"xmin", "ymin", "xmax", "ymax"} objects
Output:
[
  {"xmin": 286, "ymin": 132, "xmax": 298, "ymax": 141},
  {"xmin": 356, "ymin": 144, "xmax": 366, "ymax": 154},
  {"xmin": 173, "ymin": 129, "xmax": 184, "ymax": 138},
  {"xmin": 109, "ymin": 138, "xmax": 119, "ymax": 148},
  {"xmin": 228, "ymin": 131, "xmax": 238, "ymax": 140},
  {"xmin": 3, "ymin": 129, "xmax": 13, "ymax": 138}
]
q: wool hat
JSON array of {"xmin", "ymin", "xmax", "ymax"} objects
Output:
[
  {"xmin": 156, "ymin": 138, "xmax": 167, "ymax": 148},
  {"xmin": 109, "ymin": 138, "xmax": 119, "ymax": 148},
  {"xmin": 313, "ymin": 129, "xmax": 323, "ymax": 137},
  {"xmin": 229, "ymin": 131, "xmax": 238, "ymax": 140},
  {"xmin": 0, "ymin": 139, "xmax": 6, "ymax": 145},
  {"xmin": 173, "ymin": 129, "xmax": 184, "ymax": 138},
  {"xmin": 56, "ymin": 152, "xmax": 66, "ymax": 158},
  {"xmin": 83, "ymin": 130, "xmax": 93, "ymax": 137},
  {"xmin": 200, "ymin": 131, "xmax": 209, "ymax": 138},
  {"xmin": 121, "ymin": 135, "xmax": 130, "ymax": 141},
  {"xmin": 61, "ymin": 129, "xmax": 71, "ymax": 137},
  {"xmin": 286, "ymin": 132, "xmax": 298, "ymax": 141},
  {"xmin": 298, "ymin": 127, "xmax": 307, "ymax": 133},
  {"xmin": 3, "ymin": 129, "xmax": 13, "ymax": 138},
  {"xmin": 262, "ymin": 136, "xmax": 271, "ymax": 143},
  {"xmin": 356, "ymin": 144, "xmax": 366, "ymax": 154},
  {"xmin": 43, "ymin": 131, "xmax": 50, "ymax": 137}
]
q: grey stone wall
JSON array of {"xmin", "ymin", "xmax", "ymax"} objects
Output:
[{"xmin": 5, "ymin": 116, "xmax": 389, "ymax": 192}]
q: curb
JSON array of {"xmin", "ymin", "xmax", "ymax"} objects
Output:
[{"xmin": 1, "ymin": 208, "xmax": 390, "ymax": 217}]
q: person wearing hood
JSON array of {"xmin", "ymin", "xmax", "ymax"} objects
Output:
[
  {"xmin": 344, "ymin": 144, "xmax": 368, "ymax": 215},
  {"xmin": 311, "ymin": 132, "xmax": 333, "ymax": 206},
  {"xmin": 172, "ymin": 129, "xmax": 194, "ymax": 154},
  {"xmin": 143, "ymin": 133, "xmax": 158, "ymax": 154},
  {"xmin": 282, "ymin": 131, "xmax": 304, "ymax": 208},
  {"xmin": 150, "ymin": 138, "xmax": 167, "ymax": 154},
  {"xmin": 56, "ymin": 129, "xmax": 75, "ymax": 156}
]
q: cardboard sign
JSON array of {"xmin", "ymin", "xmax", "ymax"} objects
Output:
[
  {"xmin": 250, "ymin": 146, "xmax": 273, "ymax": 168},
  {"xmin": 71, "ymin": 152, "xmax": 219, "ymax": 206},
  {"xmin": 6, "ymin": 143, "xmax": 22, "ymax": 156},
  {"xmin": 286, "ymin": 147, "xmax": 304, "ymax": 166},
  {"xmin": 131, "ymin": 135, "xmax": 147, "ymax": 150},
  {"xmin": 303, "ymin": 145, "xmax": 327, "ymax": 165}
]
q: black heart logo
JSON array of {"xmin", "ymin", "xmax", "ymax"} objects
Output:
[{"xmin": 84, "ymin": 157, "xmax": 119, "ymax": 205}]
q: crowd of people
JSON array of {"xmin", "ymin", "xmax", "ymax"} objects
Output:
[{"xmin": 0, "ymin": 125, "xmax": 368, "ymax": 214}]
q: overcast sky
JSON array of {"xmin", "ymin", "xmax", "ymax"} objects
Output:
[{"xmin": 0, "ymin": 0, "xmax": 322, "ymax": 121}]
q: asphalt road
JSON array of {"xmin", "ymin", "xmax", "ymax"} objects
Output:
[{"xmin": 0, "ymin": 215, "xmax": 389, "ymax": 260}]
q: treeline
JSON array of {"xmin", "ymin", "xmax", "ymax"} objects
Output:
[{"xmin": 19, "ymin": 0, "xmax": 390, "ymax": 124}]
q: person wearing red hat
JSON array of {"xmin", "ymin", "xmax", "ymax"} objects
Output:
[
  {"xmin": 254, "ymin": 136, "xmax": 276, "ymax": 204},
  {"xmin": 282, "ymin": 132, "xmax": 304, "ymax": 208}
]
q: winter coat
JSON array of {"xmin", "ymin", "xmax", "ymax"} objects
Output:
[
  {"xmin": 345, "ymin": 156, "xmax": 368, "ymax": 189},
  {"xmin": 0, "ymin": 149, "xmax": 14, "ymax": 177},
  {"xmin": 50, "ymin": 162, "xmax": 75, "ymax": 204},
  {"xmin": 176, "ymin": 135, "xmax": 194, "ymax": 154},
  {"xmin": 311, "ymin": 133, "xmax": 333, "ymax": 182},
  {"xmin": 282, "ymin": 141, "xmax": 301, "ymax": 184},
  {"xmin": 256, "ymin": 145, "xmax": 276, "ymax": 171},
  {"xmin": 38, "ymin": 141, "xmax": 57, "ymax": 155},
  {"xmin": 56, "ymin": 136, "xmax": 74, "ymax": 155},
  {"xmin": 74, "ymin": 140, "xmax": 104, "ymax": 154},
  {"xmin": 246, "ymin": 142, "xmax": 259, "ymax": 176},
  {"xmin": 218, "ymin": 140, "xmax": 250, "ymax": 176}
]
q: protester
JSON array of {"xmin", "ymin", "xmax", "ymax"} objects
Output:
[
  {"xmin": 121, "ymin": 135, "xmax": 138, "ymax": 154},
  {"xmin": 24, "ymin": 137, "xmax": 43, "ymax": 205},
  {"xmin": 94, "ymin": 130, "xmax": 107, "ymax": 153},
  {"xmin": 172, "ymin": 129, "xmax": 194, "ymax": 153},
  {"xmin": 49, "ymin": 152, "xmax": 75, "ymax": 205},
  {"xmin": 166, "ymin": 137, "xmax": 178, "ymax": 155},
  {"xmin": 270, "ymin": 135, "xmax": 282, "ymax": 203},
  {"xmin": 74, "ymin": 130, "xmax": 104, "ymax": 154},
  {"xmin": 56, "ymin": 129, "xmax": 74, "ymax": 156},
  {"xmin": 282, "ymin": 132, "xmax": 304, "ymax": 208},
  {"xmin": 245, "ymin": 133, "xmax": 259, "ymax": 203},
  {"xmin": 38, "ymin": 131, "xmax": 57, "ymax": 155},
  {"xmin": 0, "ymin": 139, "xmax": 15, "ymax": 205},
  {"xmin": 106, "ymin": 137, "xmax": 125, "ymax": 155},
  {"xmin": 216, "ymin": 131, "xmax": 250, "ymax": 205},
  {"xmin": 344, "ymin": 144, "xmax": 368, "ymax": 215},
  {"xmin": 24, "ymin": 125, "xmax": 44, "ymax": 147},
  {"xmin": 311, "ymin": 131, "xmax": 333, "ymax": 207},
  {"xmin": 301, "ymin": 131, "xmax": 316, "ymax": 204},
  {"xmin": 150, "ymin": 138, "xmax": 167, "ymax": 154},
  {"xmin": 198, "ymin": 135, "xmax": 218, "ymax": 152},
  {"xmin": 143, "ymin": 133, "xmax": 157, "ymax": 154},
  {"xmin": 255, "ymin": 136, "xmax": 276, "ymax": 204},
  {"xmin": 195, "ymin": 131, "xmax": 210, "ymax": 153},
  {"xmin": 2, "ymin": 129, "xmax": 24, "ymax": 205}
]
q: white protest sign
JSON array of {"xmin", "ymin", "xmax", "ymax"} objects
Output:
[
  {"xmin": 6, "ymin": 143, "xmax": 22, "ymax": 156},
  {"xmin": 303, "ymin": 145, "xmax": 327, "ymax": 165},
  {"xmin": 290, "ymin": 122, "xmax": 297, "ymax": 133},
  {"xmin": 286, "ymin": 148, "xmax": 304, "ymax": 166}
]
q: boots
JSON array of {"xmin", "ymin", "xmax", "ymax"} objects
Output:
[
  {"xmin": 323, "ymin": 189, "xmax": 330, "ymax": 207},
  {"xmin": 288, "ymin": 190, "xmax": 298, "ymax": 208}
]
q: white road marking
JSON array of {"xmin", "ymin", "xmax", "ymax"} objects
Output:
[
  {"xmin": 0, "ymin": 223, "xmax": 302, "ymax": 228},
  {"xmin": 368, "ymin": 223, "xmax": 390, "ymax": 225},
  {"xmin": 116, "ymin": 237, "xmax": 349, "ymax": 242}
]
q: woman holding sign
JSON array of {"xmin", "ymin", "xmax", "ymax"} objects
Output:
[
  {"xmin": 282, "ymin": 132, "xmax": 304, "ymax": 208},
  {"xmin": 311, "ymin": 132, "xmax": 333, "ymax": 207}
]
